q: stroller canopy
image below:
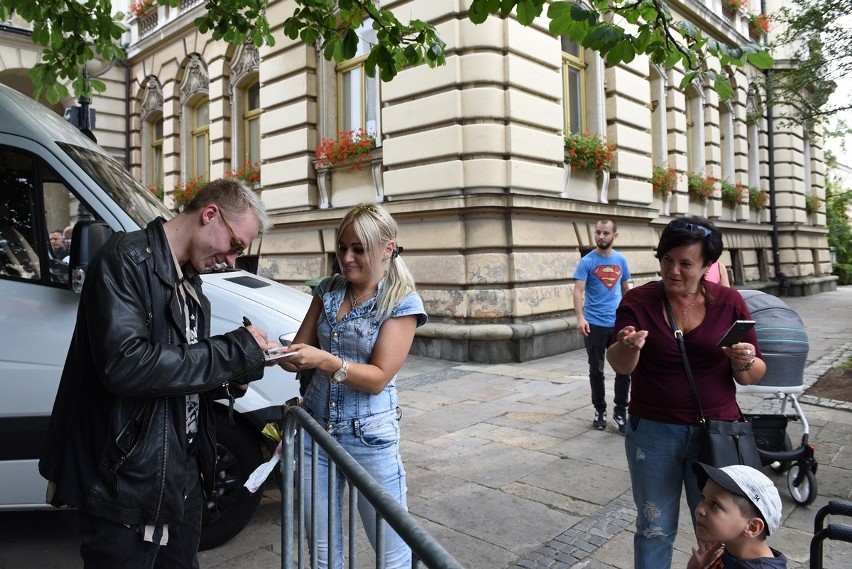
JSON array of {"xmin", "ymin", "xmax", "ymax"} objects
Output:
[{"xmin": 740, "ymin": 290, "xmax": 809, "ymax": 388}]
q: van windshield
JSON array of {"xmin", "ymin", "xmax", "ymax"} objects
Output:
[{"xmin": 57, "ymin": 142, "xmax": 172, "ymax": 227}]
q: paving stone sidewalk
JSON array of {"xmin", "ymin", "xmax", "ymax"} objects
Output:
[{"xmin": 1, "ymin": 289, "xmax": 850, "ymax": 569}]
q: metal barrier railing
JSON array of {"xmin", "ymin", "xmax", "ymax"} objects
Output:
[{"xmin": 280, "ymin": 404, "xmax": 464, "ymax": 569}]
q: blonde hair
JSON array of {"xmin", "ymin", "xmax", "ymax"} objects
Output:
[
  {"xmin": 335, "ymin": 203, "xmax": 416, "ymax": 317},
  {"xmin": 184, "ymin": 177, "xmax": 271, "ymax": 233}
]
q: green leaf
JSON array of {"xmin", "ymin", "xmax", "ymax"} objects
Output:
[
  {"xmin": 322, "ymin": 38, "xmax": 338, "ymax": 61},
  {"xmin": 90, "ymin": 79, "xmax": 107, "ymax": 93},
  {"xmin": 45, "ymin": 83, "xmax": 61, "ymax": 105},
  {"xmin": 746, "ymin": 50, "xmax": 774, "ymax": 69},
  {"xmin": 516, "ymin": 0, "xmax": 544, "ymax": 25},
  {"xmin": 341, "ymin": 29, "xmax": 359, "ymax": 60},
  {"xmin": 469, "ymin": 0, "xmax": 494, "ymax": 24},
  {"xmin": 714, "ymin": 74, "xmax": 734, "ymax": 100},
  {"xmin": 404, "ymin": 44, "xmax": 420, "ymax": 65}
]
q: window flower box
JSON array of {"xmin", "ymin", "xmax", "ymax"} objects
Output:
[
  {"xmin": 720, "ymin": 181, "xmax": 746, "ymax": 207},
  {"xmin": 748, "ymin": 186, "xmax": 768, "ymax": 210},
  {"xmin": 721, "ymin": 0, "xmax": 747, "ymax": 19},
  {"xmin": 805, "ymin": 192, "xmax": 821, "ymax": 215},
  {"xmin": 564, "ymin": 132, "xmax": 616, "ymax": 174},
  {"xmin": 130, "ymin": 0, "xmax": 156, "ymax": 18},
  {"xmin": 651, "ymin": 164, "xmax": 678, "ymax": 199},
  {"xmin": 149, "ymin": 183, "xmax": 164, "ymax": 202},
  {"xmin": 227, "ymin": 160, "xmax": 261, "ymax": 186},
  {"xmin": 315, "ymin": 128, "xmax": 376, "ymax": 171},
  {"xmin": 748, "ymin": 12, "xmax": 770, "ymax": 40},
  {"xmin": 172, "ymin": 175, "xmax": 206, "ymax": 210},
  {"xmin": 687, "ymin": 173, "xmax": 716, "ymax": 202}
]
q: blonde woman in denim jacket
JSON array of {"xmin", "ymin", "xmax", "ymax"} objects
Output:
[{"xmin": 279, "ymin": 203, "xmax": 426, "ymax": 569}]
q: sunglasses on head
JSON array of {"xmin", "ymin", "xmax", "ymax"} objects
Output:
[
  {"xmin": 668, "ymin": 219, "xmax": 712, "ymax": 238},
  {"xmin": 219, "ymin": 211, "xmax": 247, "ymax": 256}
]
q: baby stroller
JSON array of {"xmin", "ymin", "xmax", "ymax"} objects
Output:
[{"xmin": 738, "ymin": 290, "xmax": 819, "ymax": 506}]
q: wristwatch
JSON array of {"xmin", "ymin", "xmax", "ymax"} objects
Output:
[{"xmin": 332, "ymin": 359, "xmax": 349, "ymax": 383}]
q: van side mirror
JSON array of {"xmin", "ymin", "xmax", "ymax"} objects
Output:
[{"xmin": 68, "ymin": 220, "xmax": 113, "ymax": 293}]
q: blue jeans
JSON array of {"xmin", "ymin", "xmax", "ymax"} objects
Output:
[
  {"xmin": 302, "ymin": 409, "xmax": 410, "ymax": 569},
  {"xmin": 625, "ymin": 416, "xmax": 703, "ymax": 569},
  {"xmin": 585, "ymin": 324, "xmax": 630, "ymax": 416}
]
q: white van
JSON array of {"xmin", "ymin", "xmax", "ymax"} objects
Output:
[{"xmin": 0, "ymin": 83, "xmax": 307, "ymax": 549}]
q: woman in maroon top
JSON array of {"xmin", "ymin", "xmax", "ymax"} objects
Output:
[{"xmin": 607, "ymin": 217, "xmax": 766, "ymax": 569}]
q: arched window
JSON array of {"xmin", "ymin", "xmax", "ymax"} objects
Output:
[
  {"xmin": 179, "ymin": 54, "xmax": 210, "ymax": 183},
  {"xmin": 230, "ymin": 43, "xmax": 261, "ymax": 170},
  {"xmin": 243, "ymin": 80, "xmax": 261, "ymax": 166},
  {"xmin": 139, "ymin": 77, "xmax": 164, "ymax": 190},
  {"xmin": 803, "ymin": 132, "xmax": 813, "ymax": 196},
  {"xmin": 151, "ymin": 114, "xmax": 164, "ymax": 191},
  {"xmin": 191, "ymin": 98, "xmax": 210, "ymax": 181},
  {"xmin": 649, "ymin": 66, "xmax": 667, "ymax": 167},
  {"xmin": 720, "ymin": 101, "xmax": 734, "ymax": 181},
  {"xmin": 746, "ymin": 86, "xmax": 762, "ymax": 190},
  {"xmin": 561, "ymin": 36, "xmax": 586, "ymax": 135},
  {"xmin": 337, "ymin": 20, "xmax": 380, "ymax": 138},
  {"xmin": 685, "ymin": 85, "xmax": 705, "ymax": 174}
]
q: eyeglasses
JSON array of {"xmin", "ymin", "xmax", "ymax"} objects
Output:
[
  {"xmin": 668, "ymin": 219, "xmax": 712, "ymax": 238},
  {"xmin": 219, "ymin": 212, "xmax": 247, "ymax": 256}
]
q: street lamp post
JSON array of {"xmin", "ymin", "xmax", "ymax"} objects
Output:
[{"xmin": 65, "ymin": 55, "xmax": 117, "ymax": 143}]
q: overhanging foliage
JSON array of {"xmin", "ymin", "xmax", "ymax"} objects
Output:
[{"xmin": 0, "ymin": 0, "xmax": 772, "ymax": 104}]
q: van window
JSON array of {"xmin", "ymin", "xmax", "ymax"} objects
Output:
[
  {"xmin": 0, "ymin": 146, "xmax": 96, "ymax": 285},
  {"xmin": 58, "ymin": 142, "xmax": 171, "ymax": 228}
]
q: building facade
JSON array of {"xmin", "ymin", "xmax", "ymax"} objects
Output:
[{"xmin": 0, "ymin": 0, "xmax": 836, "ymax": 362}]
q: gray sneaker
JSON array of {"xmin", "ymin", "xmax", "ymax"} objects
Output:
[
  {"xmin": 612, "ymin": 413, "xmax": 627, "ymax": 435},
  {"xmin": 593, "ymin": 410, "xmax": 607, "ymax": 430}
]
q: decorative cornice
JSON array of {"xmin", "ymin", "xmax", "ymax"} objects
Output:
[
  {"xmin": 231, "ymin": 43, "xmax": 260, "ymax": 85},
  {"xmin": 140, "ymin": 77, "xmax": 163, "ymax": 120},
  {"xmin": 180, "ymin": 54, "xmax": 209, "ymax": 101}
]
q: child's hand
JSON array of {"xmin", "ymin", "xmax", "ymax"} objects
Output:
[{"xmin": 688, "ymin": 541, "xmax": 723, "ymax": 569}]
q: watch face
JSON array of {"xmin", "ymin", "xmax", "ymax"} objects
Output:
[{"xmin": 333, "ymin": 362, "xmax": 348, "ymax": 383}]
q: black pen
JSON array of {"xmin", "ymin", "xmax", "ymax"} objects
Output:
[{"xmin": 242, "ymin": 316, "xmax": 252, "ymax": 327}]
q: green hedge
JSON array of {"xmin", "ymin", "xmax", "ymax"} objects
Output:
[{"xmin": 832, "ymin": 263, "xmax": 852, "ymax": 285}]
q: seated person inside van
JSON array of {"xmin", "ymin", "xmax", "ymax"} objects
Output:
[{"xmin": 49, "ymin": 229, "xmax": 67, "ymax": 260}]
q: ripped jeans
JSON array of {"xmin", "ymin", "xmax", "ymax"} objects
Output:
[{"xmin": 625, "ymin": 415, "xmax": 704, "ymax": 569}]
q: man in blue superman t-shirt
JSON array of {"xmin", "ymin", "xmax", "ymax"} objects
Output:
[{"xmin": 573, "ymin": 219, "xmax": 632, "ymax": 433}]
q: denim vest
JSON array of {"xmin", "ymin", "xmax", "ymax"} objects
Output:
[{"xmin": 302, "ymin": 276, "xmax": 426, "ymax": 427}]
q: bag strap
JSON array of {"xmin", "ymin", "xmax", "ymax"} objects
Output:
[{"xmin": 658, "ymin": 281, "xmax": 706, "ymax": 427}]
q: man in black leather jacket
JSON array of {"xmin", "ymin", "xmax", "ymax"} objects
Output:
[{"xmin": 39, "ymin": 178, "xmax": 273, "ymax": 568}]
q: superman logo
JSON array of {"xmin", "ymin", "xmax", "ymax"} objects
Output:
[{"xmin": 592, "ymin": 265, "xmax": 622, "ymax": 290}]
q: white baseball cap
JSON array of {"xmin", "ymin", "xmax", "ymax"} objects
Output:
[{"xmin": 693, "ymin": 462, "xmax": 783, "ymax": 535}]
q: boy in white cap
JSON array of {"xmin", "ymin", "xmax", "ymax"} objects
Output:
[{"xmin": 688, "ymin": 462, "xmax": 788, "ymax": 569}]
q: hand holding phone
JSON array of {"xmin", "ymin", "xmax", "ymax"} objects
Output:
[{"xmin": 717, "ymin": 320, "xmax": 755, "ymax": 347}]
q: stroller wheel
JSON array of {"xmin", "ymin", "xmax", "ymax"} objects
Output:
[
  {"xmin": 769, "ymin": 433, "xmax": 793, "ymax": 474},
  {"xmin": 787, "ymin": 463, "xmax": 817, "ymax": 506}
]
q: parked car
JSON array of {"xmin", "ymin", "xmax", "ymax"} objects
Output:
[{"xmin": 0, "ymin": 82, "xmax": 307, "ymax": 549}]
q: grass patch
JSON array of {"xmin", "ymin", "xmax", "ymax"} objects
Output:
[{"xmin": 837, "ymin": 354, "xmax": 852, "ymax": 370}]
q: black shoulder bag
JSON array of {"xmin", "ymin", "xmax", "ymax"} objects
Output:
[{"xmin": 659, "ymin": 282, "xmax": 762, "ymax": 469}]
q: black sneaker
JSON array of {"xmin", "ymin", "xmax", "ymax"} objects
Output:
[
  {"xmin": 593, "ymin": 410, "xmax": 607, "ymax": 430},
  {"xmin": 612, "ymin": 413, "xmax": 627, "ymax": 435}
]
